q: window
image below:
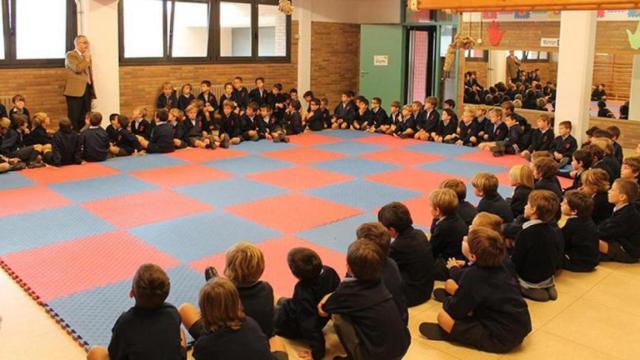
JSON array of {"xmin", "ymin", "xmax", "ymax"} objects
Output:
[
  {"xmin": 521, "ymin": 51, "xmax": 549, "ymax": 62},
  {"xmin": 119, "ymin": 0, "xmax": 290, "ymax": 64},
  {"xmin": 0, "ymin": 0, "xmax": 77, "ymax": 66},
  {"xmin": 465, "ymin": 49, "xmax": 488, "ymax": 62}
]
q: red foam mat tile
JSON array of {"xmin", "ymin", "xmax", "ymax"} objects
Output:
[
  {"xmin": 0, "ymin": 186, "xmax": 71, "ymax": 217},
  {"xmin": 248, "ymin": 166, "xmax": 353, "ymax": 191},
  {"xmin": 262, "ymin": 147, "xmax": 345, "ymax": 165},
  {"xmin": 22, "ymin": 163, "xmax": 120, "ymax": 185},
  {"xmin": 367, "ymin": 168, "xmax": 462, "ymax": 194},
  {"xmin": 130, "ymin": 164, "xmax": 232, "ymax": 188},
  {"xmin": 361, "ymin": 148, "xmax": 444, "ymax": 167},
  {"xmin": 167, "ymin": 147, "xmax": 248, "ymax": 163}
]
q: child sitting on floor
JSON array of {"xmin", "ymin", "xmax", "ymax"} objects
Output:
[
  {"xmin": 473, "ymin": 172, "xmax": 513, "ymax": 223},
  {"xmin": 507, "ymin": 164, "xmax": 534, "ymax": 219},
  {"xmin": 550, "ymin": 121, "xmax": 577, "ymax": 168},
  {"xmin": 87, "ymin": 264, "xmax": 186, "ymax": 360},
  {"xmin": 440, "ymin": 178, "xmax": 477, "ymax": 226},
  {"xmin": 580, "ymin": 168, "xmax": 613, "ymax": 225},
  {"xmin": 532, "ymin": 157, "xmax": 562, "ymax": 200},
  {"xmin": 598, "ymin": 178, "xmax": 640, "ymax": 263},
  {"xmin": 419, "ymin": 227, "xmax": 531, "ymax": 354},
  {"xmin": 564, "ymin": 149, "xmax": 592, "ymax": 192},
  {"xmin": 274, "ymin": 248, "xmax": 340, "ymax": 360},
  {"xmin": 318, "ymin": 239, "xmax": 411, "ymax": 360},
  {"xmin": 561, "ymin": 190, "xmax": 599, "ymax": 272},
  {"xmin": 429, "ymin": 189, "xmax": 469, "ymax": 280}
]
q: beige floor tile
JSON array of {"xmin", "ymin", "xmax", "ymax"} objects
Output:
[
  {"xmin": 523, "ymin": 291, "xmax": 580, "ymax": 330},
  {"xmin": 502, "ymin": 330, "xmax": 617, "ymax": 360},
  {"xmin": 542, "ymin": 298, "xmax": 640, "ymax": 360},
  {"xmin": 403, "ymin": 339, "xmax": 461, "ymax": 360},
  {"xmin": 554, "ymin": 266, "xmax": 613, "ymax": 295},
  {"xmin": 582, "ymin": 273, "xmax": 640, "ymax": 317},
  {"xmin": 409, "ymin": 332, "xmax": 502, "ymax": 360}
]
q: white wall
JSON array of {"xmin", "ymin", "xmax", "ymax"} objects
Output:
[{"xmin": 293, "ymin": 0, "xmax": 401, "ymax": 24}]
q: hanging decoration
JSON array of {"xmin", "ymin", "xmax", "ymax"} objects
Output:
[
  {"xmin": 488, "ymin": 20, "xmax": 505, "ymax": 46},
  {"xmin": 443, "ymin": 34, "xmax": 476, "ymax": 77},
  {"xmin": 626, "ymin": 21, "xmax": 640, "ymax": 50},
  {"xmin": 278, "ymin": 0, "xmax": 293, "ymax": 16}
]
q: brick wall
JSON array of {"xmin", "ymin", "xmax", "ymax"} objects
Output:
[
  {"xmin": 310, "ymin": 22, "xmax": 360, "ymax": 109},
  {"xmin": 0, "ymin": 67, "xmax": 68, "ymax": 122}
]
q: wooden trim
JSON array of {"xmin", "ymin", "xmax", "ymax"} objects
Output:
[{"xmin": 416, "ymin": 0, "xmax": 640, "ymax": 11}]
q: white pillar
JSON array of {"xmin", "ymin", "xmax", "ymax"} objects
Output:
[
  {"xmin": 77, "ymin": 0, "xmax": 121, "ymax": 126},
  {"xmin": 295, "ymin": 0, "xmax": 311, "ymax": 109},
  {"xmin": 629, "ymin": 55, "xmax": 640, "ymax": 120},
  {"xmin": 555, "ymin": 11, "xmax": 596, "ymax": 144},
  {"xmin": 488, "ymin": 50, "xmax": 507, "ymax": 86}
]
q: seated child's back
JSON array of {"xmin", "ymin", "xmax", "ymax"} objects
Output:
[
  {"xmin": 50, "ymin": 118, "xmax": 82, "ymax": 166},
  {"xmin": 473, "ymin": 172, "xmax": 514, "ymax": 223},
  {"xmin": 81, "ymin": 112, "xmax": 109, "ymax": 162}
]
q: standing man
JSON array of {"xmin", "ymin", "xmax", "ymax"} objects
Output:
[
  {"xmin": 506, "ymin": 50, "xmax": 521, "ymax": 85},
  {"xmin": 64, "ymin": 35, "xmax": 96, "ymax": 131}
]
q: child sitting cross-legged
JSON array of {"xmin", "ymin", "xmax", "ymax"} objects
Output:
[
  {"xmin": 273, "ymin": 248, "xmax": 340, "ymax": 360},
  {"xmin": 598, "ymin": 178, "xmax": 640, "ymax": 263},
  {"xmin": 506, "ymin": 164, "xmax": 534, "ymax": 219},
  {"xmin": 429, "ymin": 188, "xmax": 469, "ymax": 281},
  {"xmin": 440, "ymin": 178, "xmax": 477, "ymax": 226},
  {"xmin": 419, "ymin": 227, "xmax": 532, "ymax": 354},
  {"xmin": 561, "ymin": 190, "xmax": 600, "ymax": 272},
  {"xmin": 473, "ymin": 172, "xmax": 514, "ymax": 223}
]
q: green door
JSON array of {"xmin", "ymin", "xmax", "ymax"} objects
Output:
[{"xmin": 359, "ymin": 25, "xmax": 405, "ymax": 110}]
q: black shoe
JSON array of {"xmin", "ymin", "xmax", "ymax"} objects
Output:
[
  {"xmin": 282, "ymin": 136, "xmax": 290, "ymax": 143},
  {"xmin": 432, "ymin": 288, "xmax": 449, "ymax": 303},
  {"xmin": 9, "ymin": 162, "xmax": 27, "ymax": 171},
  {"xmin": 204, "ymin": 266, "xmax": 219, "ymax": 282},
  {"xmin": 419, "ymin": 322, "xmax": 448, "ymax": 341},
  {"xmin": 27, "ymin": 160, "xmax": 46, "ymax": 169},
  {"xmin": 547, "ymin": 286, "xmax": 558, "ymax": 301},
  {"xmin": 220, "ymin": 134, "xmax": 230, "ymax": 149}
]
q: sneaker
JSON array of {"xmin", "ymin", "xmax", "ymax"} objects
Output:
[
  {"xmin": 204, "ymin": 266, "xmax": 219, "ymax": 282},
  {"xmin": 547, "ymin": 286, "xmax": 558, "ymax": 301},
  {"xmin": 282, "ymin": 136, "xmax": 290, "ymax": 143},
  {"xmin": 220, "ymin": 134, "xmax": 230, "ymax": 149},
  {"xmin": 520, "ymin": 286, "xmax": 550, "ymax": 302},
  {"xmin": 432, "ymin": 288, "xmax": 449, "ymax": 303}
]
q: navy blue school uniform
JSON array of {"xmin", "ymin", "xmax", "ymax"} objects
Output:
[
  {"xmin": 478, "ymin": 193, "xmax": 514, "ymax": 223},
  {"xmin": 147, "ymin": 122, "xmax": 175, "ymax": 153},
  {"xmin": 613, "ymin": 141, "xmax": 623, "ymax": 165},
  {"xmin": 172, "ymin": 121, "xmax": 190, "ymax": 148},
  {"xmin": 333, "ymin": 101, "xmax": 357, "ymax": 126},
  {"xmin": 355, "ymin": 109, "xmax": 373, "ymax": 129},
  {"xmin": 414, "ymin": 110, "xmax": 427, "ymax": 131},
  {"xmin": 443, "ymin": 264, "xmax": 532, "ymax": 353},
  {"xmin": 157, "ymin": 93, "xmax": 178, "ymax": 110},
  {"xmin": 379, "ymin": 258, "xmax": 409, "ymax": 326},
  {"xmin": 239, "ymin": 114, "xmax": 259, "ymax": 140},
  {"xmin": 267, "ymin": 92, "xmax": 288, "ymax": 121},
  {"xmin": 0, "ymin": 128, "xmax": 23, "ymax": 158},
  {"xmin": 284, "ymin": 111, "xmax": 303, "ymax": 135},
  {"xmin": 306, "ymin": 110, "xmax": 325, "ymax": 132},
  {"xmin": 598, "ymin": 155, "xmax": 621, "ymax": 183},
  {"xmin": 527, "ymin": 128, "xmax": 554, "ymax": 153},
  {"xmin": 430, "ymin": 215, "xmax": 468, "ymax": 261},
  {"xmin": 458, "ymin": 201, "xmax": 478, "ymax": 226},
  {"xmin": 371, "ymin": 107, "xmax": 390, "ymax": 128},
  {"xmin": 109, "ymin": 303, "xmax": 186, "ymax": 360},
  {"xmin": 320, "ymin": 107, "xmax": 331, "ymax": 128},
  {"xmin": 550, "ymin": 135, "xmax": 577, "ymax": 160},
  {"xmin": 564, "ymin": 170, "xmax": 584, "ymax": 192},
  {"xmin": 131, "ymin": 118, "xmax": 152, "ymax": 140},
  {"xmin": 81, "ymin": 126, "xmax": 109, "ymax": 162},
  {"xmin": 598, "ymin": 204, "xmax": 640, "ymax": 261},
  {"xmin": 218, "ymin": 93, "xmax": 234, "ymax": 115},
  {"xmin": 562, "ymin": 216, "xmax": 599, "ymax": 272},
  {"xmin": 232, "ymin": 86, "xmax": 249, "ymax": 110},
  {"xmin": 274, "ymin": 266, "xmax": 340, "ymax": 360},
  {"xmin": 512, "ymin": 221, "xmax": 561, "ymax": 284},
  {"xmin": 115, "ymin": 128, "xmax": 141, "ymax": 155},
  {"xmin": 509, "ymin": 185, "xmax": 532, "ymax": 219},
  {"xmin": 197, "ymin": 91, "xmax": 219, "ymax": 113},
  {"xmin": 389, "ymin": 226, "xmax": 435, "ymax": 307},
  {"xmin": 248, "ymin": 88, "xmax": 268, "ymax": 107},
  {"xmin": 435, "ymin": 118, "xmax": 458, "ymax": 138},
  {"xmin": 389, "ymin": 111, "xmax": 401, "ymax": 128},
  {"xmin": 193, "ymin": 317, "xmax": 272, "ymax": 360},
  {"xmin": 177, "ymin": 94, "xmax": 195, "ymax": 111},
  {"xmin": 423, "ymin": 109, "xmax": 440, "ymax": 133},
  {"xmin": 394, "ymin": 115, "xmax": 417, "ymax": 136},
  {"xmin": 592, "ymin": 191, "xmax": 614, "ymax": 225},
  {"xmin": 25, "ymin": 125, "xmax": 51, "ymax": 146},
  {"xmin": 502, "ymin": 123, "xmax": 523, "ymax": 154},
  {"xmin": 486, "ymin": 121, "xmax": 508, "ymax": 141},
  {"xmin": 50, "ymin": 131, "xmax": 82, "ymax": 166},
  {"xmin": 9, "ymin": 107, "xmax": 30, "ymax": 123},
  {"xmin": 0, "ymin": 103, "xmax": 6, "ymax": 118},
  {"xmin": 106, "ymin": 124, "xmax": 118, "ymax": 144},
  {"xmin": 458, "ymin": 120, "xmax": 480, "ymax": 146},
  {"xmin": 476, "ymin": 116, "xmax": 489, "ymax": 136},
  {"xmin": 534, "ymin": 177, "xmax": 563, "ymax": 200},
  {"xmin": 220, "ymin": 112, "xmax": 241, "ymax": 139},
  {"xmin": 322, "ymin": 278, "xmax": 411, "ymax": 360},
  {"xmin": 237, "ymin": 281, "xmax": 275, "ymax": 338}
]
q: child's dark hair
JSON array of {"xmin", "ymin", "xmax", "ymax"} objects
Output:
[
  {"xmin": 287, "ymin": 247, "xmax": 323, "ymax": 281},
  {"xmin": 559, "ymin": 121, "xmax": 572, "ymax": 131},
  {"xmin": 118, "ymin": 115, "xmax": 130, "ymax": 129},
  {"xmin": 247, "ymin": 101, "xmax": 259, "ymax": 112},
  {"xmin": 356, "ymin": 222, "xmax": 391, "ymax": 257},
  {"xmin": 343, "ymin": 90, "xmax": 355, "ymax": 98},
  {"xmin": 440, "ymin": 178, "xmax": 467, "ymax": 201},
  {"xmin": 320, "ymin": 97, "xmax": 328, "ymax": 104},
  {"xmin": 224, "ymin": 81, "xmax": 233, "ymax": 89},
  {"xmin": 442, "ymin": 108, "xmax": 455, "ymax": 119},
  {"xmin": 260, "ymin": 103, "xmax": 273, "ymax": 112},
  {"xmin": 592, "ymin": 129, "xmax": 612, "ymax": 139},
  {"xmin": 12, "ymin": 94, "xmax": 25, "ymax": 103},
  {"xmin": 425, "ymin": 96, "xmax": 438, "ymax": 106},
  {"xmin": 613, "ymin": 178, "xmax": 640, "ymax": 203},
  {"xmin": 309, "ymin": 98, "xmax": 321, "ymax": 106},
  {"xmin": 234, "ymin": 76, "xmax": 243, "ymax": 82},
  {"xmin": 109, "ymin": 113, "xmax": 120, "ymax": 121},
  {"xmin": 289, "ymin": 88, "xmax": 298, "ymax": 94},
  {"xmin": 564, "ymin": 190, "xmax": 594, "ymax": 218},
  {"xmin": 90, "ymin": 112, "xmax": 102, "ymax": 126},
  {"xmin": 290, "ymin": 99, "xmax": 301, "ymax": 111},
  {"xmin": 467, "ymin": 227, "xmax": 506, "ymax": 267},
  {"xmin": 255, "ymin": 77, "xmax": 264, "ymax": 83},
  {"xmin": 372, "ymin": 97, "xmax": 382, "ymax": 104},
  {"xmin": 533, "ymin": 157, "xmax": 559, "ymax": 178},
  {"xmin": 347, "ymin": 239, "xmax": 384, "ymax": 281},
  {"xmin": 155, "ymin": 108, "xmax": 169, "ymax": 123},
  {"xmin": 377, "ymin": 202, "xmax": 413, "ymax": 233},
  {"xmin": 201, "ymin": 80, "xmax": 212, "ymax": 87},
  {"xmin": 444, "ymin": 99, "xmax": 456, "ymax": 109},
  {"xmin": 303, "ymin": 90, "xmax": 314, "ymax": 98},
  {"xmin": 585, "ymin": 126, "xmax": 600, "ymax": 137},
  {"xmin": 606, "ymin": 126, "xmax": 620, "ymax": 140},
  {"xmin": 132, "ymin": 263, "xmax": 170, "ymax": 309},
  {"xmin": 358, "ymin": 97, "xmax": 369, "ymax": 106},
  {"xmin": 390, "ymin": 100, "xmax": 401, "ymax": 108},
  {"xmin": 58, "ymin": 118, "xmax": 73, "ymax": 134},
  {"xmin": 273, "ymin": 83, "xmax": 283, "ymax": 91},
  {"xmin": 527, "ymin": 190, "xmax": 559, "ymax": 223},
  {"xmin": 573, "ymin": 149, "xmax": 593, "ymax": 169}
]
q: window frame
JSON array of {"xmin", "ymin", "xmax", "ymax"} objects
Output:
[
  {"xmin": 464, "ymin": 49, "xmax": 488, "ymax": 62},
  {"xmin": 119, "ymin": 0, "xmax": 291, "ymax": 66},
  {"xmin": 0, "ymin": 0, "xmax": 77, "ymax": 68}
]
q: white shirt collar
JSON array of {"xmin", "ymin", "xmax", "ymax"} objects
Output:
[{"xmin": 522, "ymin": 219, "xmax": 543, "ymax": 229}]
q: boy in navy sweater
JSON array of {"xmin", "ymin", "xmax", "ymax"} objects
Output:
[
  {"xmin": 87, "ymin": 264, "xmax": 186, "ymax": 360},
  {"xmin": 157, "ymin": 82, "xmax": 178, "ymax": 109},
  {"xmin": 489, "ymin": 113, "xmax": 523, "ymax": 156},
  {"xmin": 274, "ymin": 248, "xmax": 340, "ymax": 360},
  {"xmin": 429, "ymin": 189, "xmax": 469, "ymax": 280},
  {"xmin": 561, "ymin": 190, "xmax": 600, "ymax": 272},
  {"xmin": 432, "ymin": 109, "xmax": 458, "ymax": 143},
  {"xmin": 419, "ymin": 227, "xmax": 531, "ymax": 354},
  {"xmin": 379, "ymin": 202, "xmax": 435, "ymax": 307},
  {"xmin": 248, "ymin": 77, "xmax": 268, "ymax": 107},
  {"xmin": 332, "ymin": 90, "xmax": 356, "ymax": 129},
  {"xmin": 138, "ymin": 109, "xmax": 175, "ymax": 154},
  {"xmin": 318, "ymin": 240, "xmax": 411, "ymax": 360},
  {"xmin": 598, "ymin": 178, "xmax": 640, "ymax": 263},
  {"xmin": 520, "ymin": 114, "xmax": 554, "ymax": 160},
  {"xmin": 440, "ymin": 178, "xmax": 477, "ymax": 226},
  {"xmin": 81, "ymin": 112, "xmax": 109, "ymax": 162},
  {"xmin": 109, "ymin": 115, "xmax": 141, "ymax": 157},
  {"xmin": 130, "ymin": 107, "xmax": 152, "ymax": 140},
  {"xmin": 532, "ymin": 157, "xmax": 563, "ymax": 200},
  {"xmin": 304, "ymin": 98, "xmax": 325, "ymax": 132},
  {"xmin": 48, "ymin": 118, "xmax": 82, "ymax": 166},
  {"xmin": 479, "ymin": 108, "xmax": 507, "ymax": 145},
  {"xmin": 197, "ymin": 80, "xmax": 218, "ymax": 120},
  {"xmin": 240, "ymin": 102, "xmax": 263, "ymax": 141},
  {"xmin": 473, "ymin": 172, "xmax": 514, "ymax": 223},
  {"xmin": 454, "ymin": 109, "xmax": 480, "ymax": 147},
  {"xmin": 551, "ymin": 121, "xmax": 578, "ymax": 168},
  {"xmin": 512, "ymin": 190, "xmax": 562, "ymax": 302},
  {"xmin": 369, "ymin": 97, "xmax": 390, "ymax": 133},
  {"xmin": 415, "ymin": 96, "xmax": 439, "ymax": 141}
]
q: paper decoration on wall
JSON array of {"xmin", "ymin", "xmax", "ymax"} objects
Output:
[
  {"xmin": 443, "ymin": 34, "xmax": 475, "ymax": 77},
  {"xmin": 626, "ymin": 21, "xmax": 640, "ymax": 49},
  {"xmin": 482, "ymin": 12, "xmax": 497, "ymax": 19},
  {"xmin": 547, "ymin": 11, "xmax": 561, "ymax": 19},
  {"xmin": 597, "ymin": 10, "xmax": 606, "ymax": 18},
  {"xmin": 278, "ymin": 0, "xmax": 293, "ymax": 15},
  {"xmin": 629, "ymin": 10, "xmax": 640, "ymax": 18},
  {"xmin": 488, "ymin": 21, "xmax": 505, "ymax": 46},
  {"xmin": 514, "ymin": 11, "xmax": 531, "ymax": 19}
]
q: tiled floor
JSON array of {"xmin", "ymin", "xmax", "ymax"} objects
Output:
[{"xmin": 2, "ymin": 261, "xmax": 639, "ymax": 360}]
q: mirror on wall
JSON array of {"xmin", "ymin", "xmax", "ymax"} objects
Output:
[
  {"xmin": 590, "ymin": 52, "xmax": 638, "ymax": 120},
  {"xmin": 462, "ymin": 49, "xmax": 559, "ymax": 111}
]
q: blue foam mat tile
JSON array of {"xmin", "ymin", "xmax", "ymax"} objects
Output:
[
  {"xmin": 297, "ymin": 213, "xmax": 375, "ymax": 253},
  {"xmin": 307, "ymin": 179, "xmax": 420, "ymax": 211},
  {"xmin": 314, "ymin": 141, "xmax": 387, "ymax": 156},
  {"xmin": 48, "ymin": 174, "xmax": 157, "ymax": 203},
  {"xmin": 0, "ymin": 172, "xmax": 36, "ymax": 191},
  {"xmin": 405, "ymin": 142, "xmax": 479, "ymax": 157},
  {"xmin": 104, "ymin": 154, "xmax": 187, "ymax": 172},
  {"xmin": 175, "ymin": 178, "xmax": 287, "ymax": 208},
  {"xmin": 418, "ymin": 159, "xmax": 508, "ymax": 179},
  {"xmin": 234, "ymin": 140, "xmax": 297, "ymax": 153},
  {"xmin": 0, "ymin": 206, "xmax": 114, "ymax": 255},
  {"xmin": 312, "ymin": 157, "xmax": 399, "ymax": 178},
  {"xmin": 129, "ymin": 211, "xmax": 281, "ymax": 262},
  {"xmin": 203, "ymin": 155, "xmax": 293, "ymax": 175}
]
